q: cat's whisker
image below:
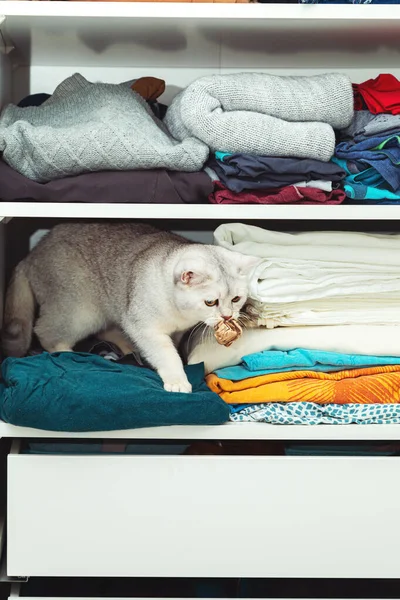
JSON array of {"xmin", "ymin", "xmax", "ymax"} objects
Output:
[
  {"xmin": 238, "ymin": 311, "xmax": 252, "ymax": 324},
  {"xmin": 186, "ymin": 322, "xmax": 204, "ymax": 352},
  {"xmin": 238, "ymin": 316, "xmax": 251, "ymax": 324},
  {"xmin": 200, "ymin": 323, "xmax": 214, "ymax": 345}
]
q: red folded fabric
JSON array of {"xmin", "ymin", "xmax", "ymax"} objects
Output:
[
  {"xmin": 353, "ymin": 74, "xmax": 400, "ymax": 115},
  {"xmin": 209, "ymin": 182, "xmax": 346, "ymax": 205}
]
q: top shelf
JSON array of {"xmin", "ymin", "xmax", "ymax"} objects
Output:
[
  {"xmin": 1, "ymin": 3, "xmax": 400, "ymax": 69},
  {"xmin": 1, "ymin": 3, "xmax": 400, "ymax": 216},
  {"xmin": 1, "ymin": 2, "xmax": 400, "ymax": 21}
]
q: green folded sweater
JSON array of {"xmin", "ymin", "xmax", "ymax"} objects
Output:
[{"xmin": 0, "ymin": 352, "xmax": 229, "ymax": 432}]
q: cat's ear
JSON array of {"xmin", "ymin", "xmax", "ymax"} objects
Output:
[
  {"xmin": 175, "ymin": 256, "xmax": 211, "ymax": 287},
  {"xmin": 179, "ymin": 270, "xmax": 208, "ymax": 286},
  {"xmin": 236, "ymin": 254, "xmax": 261, "ymax": 276}
]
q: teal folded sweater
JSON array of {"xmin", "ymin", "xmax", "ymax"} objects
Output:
[{"xmin": 0, "ymin": 352, "xmax": 229, "ymax": 432}]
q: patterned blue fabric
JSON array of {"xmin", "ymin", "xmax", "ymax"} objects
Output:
[
  {"xmin": 215, "ymin": 348, "xmax": 400, "ymax": 381},
  {"xmin": 344, "ymin": 183, "xmax": 400, "ymax": 201},
  {"xmin": 331, "ymin": 156, "xmax": 400, "ymax": 202},
  {"xmin": 336, "ymin": 135, "xmax": 400, "ymax": 193},
  {"xmin": 230, "ymin": 403, "xmax": 400, "ymax": 424}
]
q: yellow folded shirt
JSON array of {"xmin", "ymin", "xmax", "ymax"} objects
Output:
[{"xmin": 206, "ymin": 365, "xmax": 400, "ymax": 405}]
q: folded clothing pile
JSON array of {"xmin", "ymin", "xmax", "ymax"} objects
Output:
[
  {"xmin": 215, "ymin": 223, "xmax": 400, "ymax": 327},
  {"xmin": 335, "ymin": 74, "xmax": 400, "ymax": 203},
  {"xmin": 0, "ymin": 73, "xmax": 213, "ymax": 205},
  {"xmin": 208, "ymin": 361, "xmax": 400, "ymax": 405},
  {"xmin": 186, "ymin": 223, "xmax": 400, "ymax": 425},
  {"xmin": 165, "ymin": 72, "xmax": 353, "ymax": 205},
  {"xmin": 207, "ymin": 153, "xmax": 346, "ymax": 205},
  {"xmin": 189, "ymin": 326, "xmax": 400, "ymax": 425},
  {"xmin": 0, "ymin": 352, "xmax": 228, "ymax": 432}
]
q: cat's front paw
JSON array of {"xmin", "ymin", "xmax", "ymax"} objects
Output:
[{"xmin": 163, "ymin": 379, "xmax": 192, "ymax": 393}]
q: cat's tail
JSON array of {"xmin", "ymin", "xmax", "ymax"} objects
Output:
[{"xmin": 2, "ymin": 264, "xmax": 35, "ymax": 357}]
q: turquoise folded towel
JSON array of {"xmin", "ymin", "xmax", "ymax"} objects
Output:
[
  {"xmin": 215, "ymin": 348, "xmax": 400, "ymax": 381},
  {"xmin": 0, "ymin": 352, "xmax": 229, "ymax": 432}
]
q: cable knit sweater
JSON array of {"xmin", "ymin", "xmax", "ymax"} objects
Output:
[
  {"xmin": 0, "ymin": 74, "xmax": 208, "ymax": 183},
  {"xmin": 165, "ymin": 72, "xmax": 354, "ymax": 162}
]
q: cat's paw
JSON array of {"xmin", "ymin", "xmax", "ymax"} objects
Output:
[{"xmin": 163, "ymin": 380, "xmax": 192, "ymax": 393}]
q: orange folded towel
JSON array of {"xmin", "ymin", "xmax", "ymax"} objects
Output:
[{"xmin": 206, "ymin": 365, "xmax": 400, "ymax": 405}]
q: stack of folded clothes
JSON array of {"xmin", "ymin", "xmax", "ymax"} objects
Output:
[
  {"xmin": 8, "ymin": 70, "xmax": 400, "ymax": 206},
  {"xmin": 214, "ymin": 223, "xmax": 400, "ymax": 327},
  {"xmin": 334, "ymin": 74, "xmax": 400, "ymax": 204},
  {"xmin": 0, "ymin": 74, "xmax": 212, "ymax": 204},
  {"xmin": 206, "ymin": 153, "xmax": 346, "ymax": 205},
  {"xmin": 208, "ymin": 355, "xmax": 400, "ymax": 424},
  {"xmin": 188, "ymin": 324, "xmax": 400, "ymax": 425},
  {"xmin": 165, "ymin": 72, "xmax": 354, "ymax": 205},
  {"xmin": 187, "ymin": 222, "xmax": 400, "ymax": 426}
]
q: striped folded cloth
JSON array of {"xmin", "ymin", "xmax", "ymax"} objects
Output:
[{"xmin": 207, "ymin": 365, "xmax": 400, "ymax": 405}]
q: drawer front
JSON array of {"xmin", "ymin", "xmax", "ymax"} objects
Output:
[{"xmin": 7, "ymin": 455, "xmax": 400, "ymax": 578}]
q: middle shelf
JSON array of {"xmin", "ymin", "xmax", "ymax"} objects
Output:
[{"xmin": 1, "ymin": 203, "xmax": 400, "ymax": 220}]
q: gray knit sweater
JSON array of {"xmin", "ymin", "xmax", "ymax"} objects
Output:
[
  {"xmin": 165, "ymin": 73, "xmax": 354, "ymax": 162},
  {"xmin": 0, "ymin": 74, "xmax": 208, "ymax": 182}
]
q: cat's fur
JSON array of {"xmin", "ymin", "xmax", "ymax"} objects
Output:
[{"xmin": 2, "ymin": 223, "xmax": 257, "ymax": 393}]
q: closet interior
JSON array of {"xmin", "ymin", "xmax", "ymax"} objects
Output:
[{"xmin": 1, "ymin": 3, "xmax": 400, "ymax": 599}]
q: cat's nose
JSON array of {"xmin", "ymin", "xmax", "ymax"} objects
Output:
[{"xmin": 222, "ymin": 315, "xmax": 232, "ymax": 321}]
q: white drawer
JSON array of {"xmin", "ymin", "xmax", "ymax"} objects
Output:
[{"xmin": 7, "ymin": 453, "xmax": 400, "ymax": 578}]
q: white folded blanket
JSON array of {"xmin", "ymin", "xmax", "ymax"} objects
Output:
[
  {"xmin": 251, "ymin": 295, "xmax": 400, "ymax": 328},
  {"xmin": 188, "ymin": 326, "xmax": 400, "ymax": 374},
  {"xmin": 214, "ymin": 224, "xmax": 400, "ymax": 327}
]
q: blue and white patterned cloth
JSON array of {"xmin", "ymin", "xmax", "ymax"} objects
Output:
[{"xmin": 230, "ymin": 403, "xmax": 400, "ymax": 425}]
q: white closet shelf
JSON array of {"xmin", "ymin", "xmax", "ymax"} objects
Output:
[
  {"xmin": 1, "ymin": 203, "xmax": 400, "ymax": 220},
  {"xmin": 1, "ymin": 2, "xmax": 400, "ymax": 21},
  {"xmin": 1, "ymin": 2, "xmax": 400, "ymax": 67},
  {"xmin": 1, "ymin": 420, "xmax": 400, "ymax": 440}
]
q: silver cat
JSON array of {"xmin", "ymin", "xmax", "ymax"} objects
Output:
[{"xmin": 2, "ymin": 223, "xmax": 257, "ymax": 393}]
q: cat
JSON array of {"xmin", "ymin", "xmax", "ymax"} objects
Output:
[{"xmin": 2, "ymin": 222, "xmax": 258, "ymax": 393}]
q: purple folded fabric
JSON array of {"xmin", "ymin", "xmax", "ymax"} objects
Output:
[{"xmin": 0, "ymin": 160, "xmax": 213, "ymax": 204}]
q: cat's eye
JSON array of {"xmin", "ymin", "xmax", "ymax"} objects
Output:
[
  {"xmin": 232, "ymin": 296, "xmax": 241, "ymax": 303},
  {"xmin": 205, "ymin": 299, "xmax": 219, "ymax": 307}
]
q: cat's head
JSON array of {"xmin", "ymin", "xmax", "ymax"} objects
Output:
[{"xmin": 173, "ymin": 246, "xmax": 259, "ymax": 328}]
